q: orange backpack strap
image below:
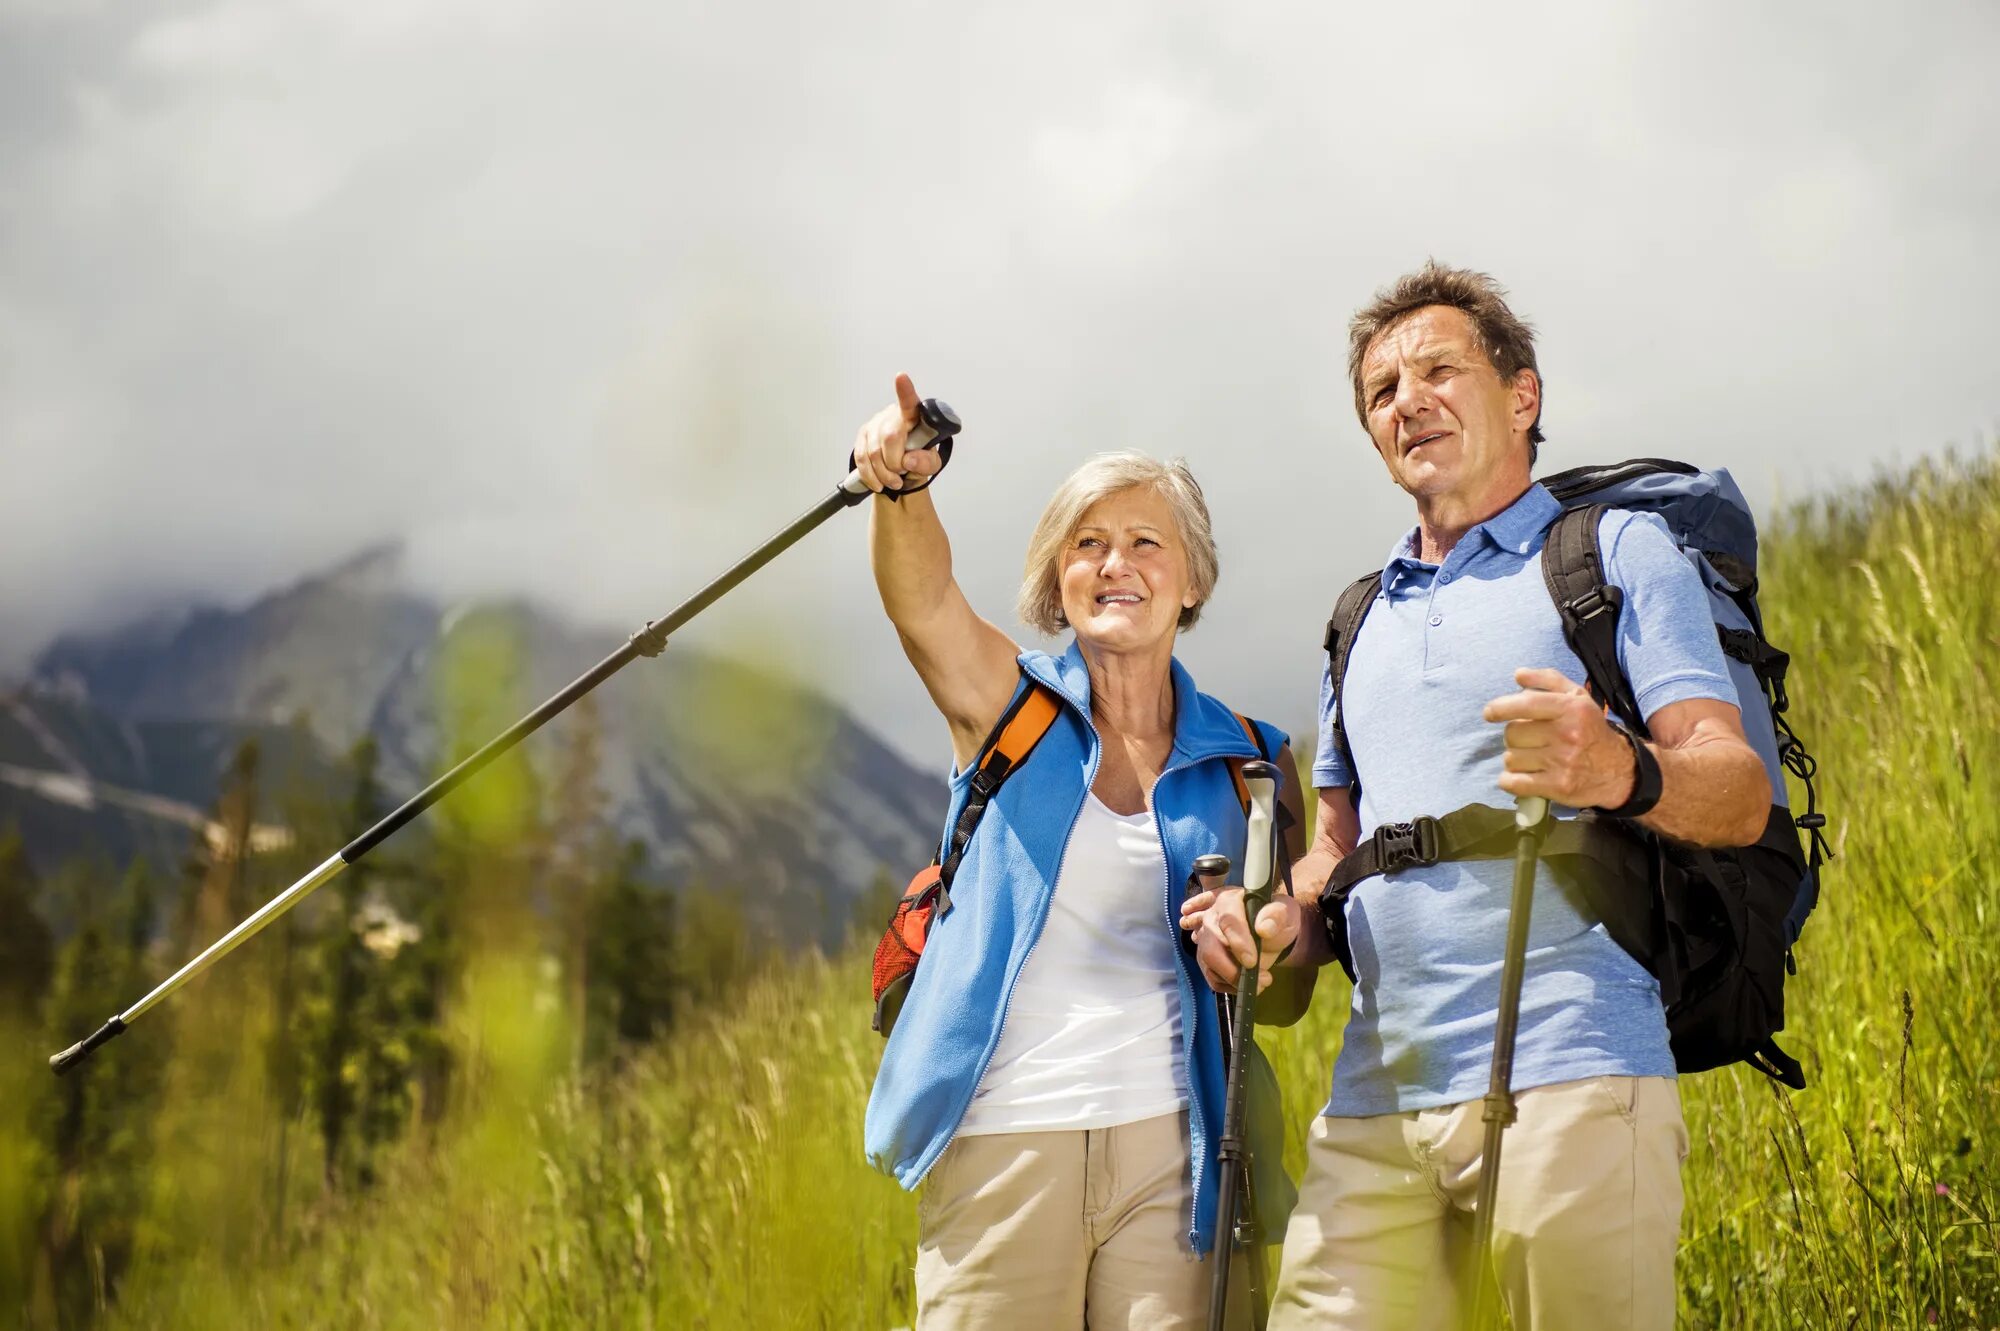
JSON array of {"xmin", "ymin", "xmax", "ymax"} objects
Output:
[
  {"xmin": 1227, "ymin": 712, "xmax": 1300, "ymax": 895},
  {"xmin": 937, "ymin": 681, "xmax": 1063, "ymax": 892},
  {"xmin": 1226, "ymin": 711, "xmax": 1266, "ymax": 813},
  {"xmin": 985, "ymin": 687, "xmax": 1061, "ymax": 783}
]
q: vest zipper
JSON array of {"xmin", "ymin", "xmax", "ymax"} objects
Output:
[
  {"xmin": 913, "ymin": 707, "xmax": 1101, "ymax": 1186},
  {"xmin": 1151, "ymin": 760, "xmax": 1211, "ymax": 1254}
]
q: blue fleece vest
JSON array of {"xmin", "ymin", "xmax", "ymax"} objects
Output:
[{"xmin": 863, "ymin": 642, "xmax": 1288, "ymax": 1256}]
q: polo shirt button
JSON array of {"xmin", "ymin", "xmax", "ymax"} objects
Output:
[
  {"xmin": 1430, "ymin": 614, "xmax": 1443, "ymax": 627},
  {"xmin": 1440, "ymin": 572, "xmax": 1452, "ymax": 583}
]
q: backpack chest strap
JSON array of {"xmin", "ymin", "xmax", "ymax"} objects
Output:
[
  {"xmin": 1318, "ymin": 805, "xmax": 1657, "ymax": 980},
  {"xmin": 1325, "ymin": 805, "xmax": 1519, "ymax": 900}
]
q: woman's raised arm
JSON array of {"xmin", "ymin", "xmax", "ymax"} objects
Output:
[{"xmin": 855, "ymin": 375, "xmax": 1024, "ymax": 769}]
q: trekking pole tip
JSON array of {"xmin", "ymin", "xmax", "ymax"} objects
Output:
[{"xmin": 49, "ymin": 1015, "xmax": 126, "ymax": 1076}]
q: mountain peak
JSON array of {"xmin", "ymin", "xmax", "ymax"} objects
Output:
[
  {"xmin": 293, "ymin": 540, "xmax": 408, "ymax": 599},
  {"xmin": 19, "ymin": 543, "xmax": 946, "ymax": 932}
]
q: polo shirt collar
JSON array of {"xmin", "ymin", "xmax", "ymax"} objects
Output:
[{"xmin": 1379, "ymin": 483, "xmax": 1562, "ymax": 592}]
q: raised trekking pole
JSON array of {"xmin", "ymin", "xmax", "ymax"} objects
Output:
[
  {"xmin": 1209, "ymin": 761, "xmax": 1281, "ymax": 1331},
  {"xmin": 48, "ymin": 398, "xmax": 963, "ymax": 1075},
  {"xmin": 1468, "ymin": 793, "xmax": 1550, "ymax": 1326}
]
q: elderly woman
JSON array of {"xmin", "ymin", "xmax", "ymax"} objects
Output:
[{"xmin": 854, "ymin": 375, "xmax": 1307, "ymax": 1329}]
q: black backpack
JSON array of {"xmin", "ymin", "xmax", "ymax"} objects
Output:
[{"xmin": 1321, "ymin": 461, "xmax": 1830, "ymax": 1089}]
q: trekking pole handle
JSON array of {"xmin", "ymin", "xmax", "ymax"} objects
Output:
[
  {"xmin": 840, "ymin": 398, "xmax": 963, "ymax": 497},
  {"xmin": 1240, "ymin": 760, "xmax": 1281, "ymax": 908},
  {"xmin": 1187, "ymin": 853, "xmax": 1231, "ymax": 899},
  {"xmin": 1515, "ymin": 795, "xmax": 1549, "ymax": 831}
]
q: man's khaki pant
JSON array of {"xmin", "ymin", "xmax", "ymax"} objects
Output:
[
  {"xmin": 1269, "ymin": 1075, "xmax": 1688, "ymax": 1331},
  {"xmin": 915, "ymin": 1110, "xmax": 1251, "ymax": 1329}
]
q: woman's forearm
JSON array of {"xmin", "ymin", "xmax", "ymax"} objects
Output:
[{"xmin": 867, "ymin": 489, "xmax": 960, "ymax": 638}]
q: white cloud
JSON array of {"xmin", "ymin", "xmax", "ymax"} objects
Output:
[{"xmin": 1, "ymin": 0, "xmax": 1996, "ymax": 763}]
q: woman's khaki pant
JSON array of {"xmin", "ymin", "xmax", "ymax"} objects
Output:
[
  {"xmin": 1269, "ymin": 1075, "xmax": 1688, "ymax": 1331},
  {"xmin": 915, "ymin": 1109, "xmax": 1251, "ymax": 1329}
]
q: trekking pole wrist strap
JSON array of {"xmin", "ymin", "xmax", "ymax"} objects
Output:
[
  {"xmin": 846, "ymin": 397, "xmax": 963, "ymax": 502},
  {"xmin": 1595, "ymin": 724, "xmax": 1662, "ymax": 820}
]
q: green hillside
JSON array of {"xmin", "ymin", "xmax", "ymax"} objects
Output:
[{"xmin": 4, "ymin": 449, "xmax": 1996, "ymax": 1329}]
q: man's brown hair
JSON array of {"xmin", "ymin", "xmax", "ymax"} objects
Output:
[{"xmin": 1348, "ymin": 260, "xmax": 1544, "ymax": 461}]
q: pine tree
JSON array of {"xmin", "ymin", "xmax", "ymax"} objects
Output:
[
  {"xmin": 546, "ymin": 696, "xmax": 612, "ymax": 1065},
  {"xmin": 0, "ymin": 825, "xmax": 53, "ymax": 1020},
  {"xmin": 584, "ymin": 840, "xmax": 678, "ymax": 1062},
  {"xmin": 142, "ymin": 737, "xmax": 281, "ymax": 1269},
  {"xmin": 309, "ymin": 737, "xmax": 376, "ymax": 1185},
  {"xmin": 34, "ymin": 860, "xmax": 167, "ymax": 1324},
  {"xmin": 674, "ymin": 882, "xmax": 752, "ymax": 1008}
]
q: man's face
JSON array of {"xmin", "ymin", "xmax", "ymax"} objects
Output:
[{"xmin": 1357, "ymin": 305, "xmax": 1536, "ymax": 505}]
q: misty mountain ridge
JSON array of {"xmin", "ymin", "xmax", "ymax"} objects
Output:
[{"xmin": 14, "ymin": 544, "xmax": 945, "ymax": 942}]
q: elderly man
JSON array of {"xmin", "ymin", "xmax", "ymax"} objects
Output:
[{"xmin": 1189, "ymin": 262, "xmax": 1769, "ymax": 1329}]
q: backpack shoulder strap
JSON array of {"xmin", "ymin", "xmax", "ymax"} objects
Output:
[
  {"xmin": 1542, "ymin": 504, "xmax": 1645, "ymax": 732},
  {"xmin": 981, "ymin": 686, "xmax": 1060, "ymax": 784},
  {"xmin": 938, "ymin": 680, "xmax": 1062, "ymax": 886},
  {"xmin": 1226, "ymin": 710, "xmax": 1300, "ymax": 894},
  {"xmin": 1225, "ymin": 710, "xmax": 1267, "ymax": 811},
  {"xmin": 1321, "ymin": 572, "xmax": 1382, "ymax": 791}
]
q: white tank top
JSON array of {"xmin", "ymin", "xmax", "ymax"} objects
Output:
[{"xmin": 955, "ymin": 792, "xmax": 1189, "ymax": 1135}]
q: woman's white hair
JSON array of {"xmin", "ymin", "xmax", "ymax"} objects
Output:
[{"xmin": 1016, "ymin": 451, "xmax": 1219, "ymax": 637}]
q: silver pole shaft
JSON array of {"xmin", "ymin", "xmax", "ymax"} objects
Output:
[
  {"xmin": 126, "ymin": 852, "xmax": 348, "ymax": 1022},
  {"xmin": 50, "ymin": 851, "xmax": 347, "ymax": 1073}
]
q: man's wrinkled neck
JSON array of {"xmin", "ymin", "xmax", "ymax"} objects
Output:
[{"xmin": 1413, "ymin": 478, "xmax": 1533, "ymax": 564}]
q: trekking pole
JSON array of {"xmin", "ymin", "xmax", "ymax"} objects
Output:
[
  {"xmin": 48, "ymin": 398, "xmax": 964, "ymax": 1075},
  {"xmin": 1468, "ymin": 793, "xmax": 1549, "ymax": 1327},
  {"xmin": 1209, "ymin": 760, "xmax": 1281, "ymax": 1331}
]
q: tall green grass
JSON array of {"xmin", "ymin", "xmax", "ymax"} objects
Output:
[
  {"xmin": 58, "ymin": 449, "xmax": 2000, "ymax": 1327},
  {"xmin": 103, "ymin": 953, "xmax": 915, "ymax": 1329}
]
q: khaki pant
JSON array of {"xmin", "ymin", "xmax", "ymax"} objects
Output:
[
  {"xmin": 1269, "ymin": 1076, "xmax": 1688, "ymax": 1331},
  {"xmin": 915, "ymin": 1110, "xmax": 1252, "ymax": 1329}
]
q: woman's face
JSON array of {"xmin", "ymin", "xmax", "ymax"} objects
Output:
[{"xmin": 1057, "ymin": 485, "xmax": 1199, "ymax": 654}]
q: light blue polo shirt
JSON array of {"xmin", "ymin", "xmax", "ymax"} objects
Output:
[{"xmin": 1313, "ymin": 482, "xmax": 1738, "ymax": 1117}]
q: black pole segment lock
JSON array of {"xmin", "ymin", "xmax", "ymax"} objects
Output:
[{"xmin": 629, "ymin": 619, "xmax": 670, "ymax": 658}]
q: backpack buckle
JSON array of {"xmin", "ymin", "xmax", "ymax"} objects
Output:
[
  {"xmin": 1375, "ymin": 817, "xmax": 1441, "ymax": 871},
  {"xmin": 1561, "ymin": 584, "xmax": 1623, "ymax": 630}
]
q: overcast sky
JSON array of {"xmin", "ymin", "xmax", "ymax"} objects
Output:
[{"xmin": 4, "ymin": 0, "xmax": 1996, "ymax": 764}]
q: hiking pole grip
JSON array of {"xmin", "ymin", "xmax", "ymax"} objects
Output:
[
  {"xmin": 839, "ymin": 398, "xmax": 963, "ymax": 502},
  {"xmin": 1240, "ymin": 761, "xmax": 1280, "ymax": 912},
  {"xmin": 1185, "ymin": 853, "xmax": 1231, "ymax": 911}
]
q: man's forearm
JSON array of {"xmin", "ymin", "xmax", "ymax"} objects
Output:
[
  {"xmin": 1636, "ymin": 735, "xmax": 1771, "ymax": 848},
  {"xmin": 1279, "ymin": 844, "xmax": 1342, "ymax": 970}
]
